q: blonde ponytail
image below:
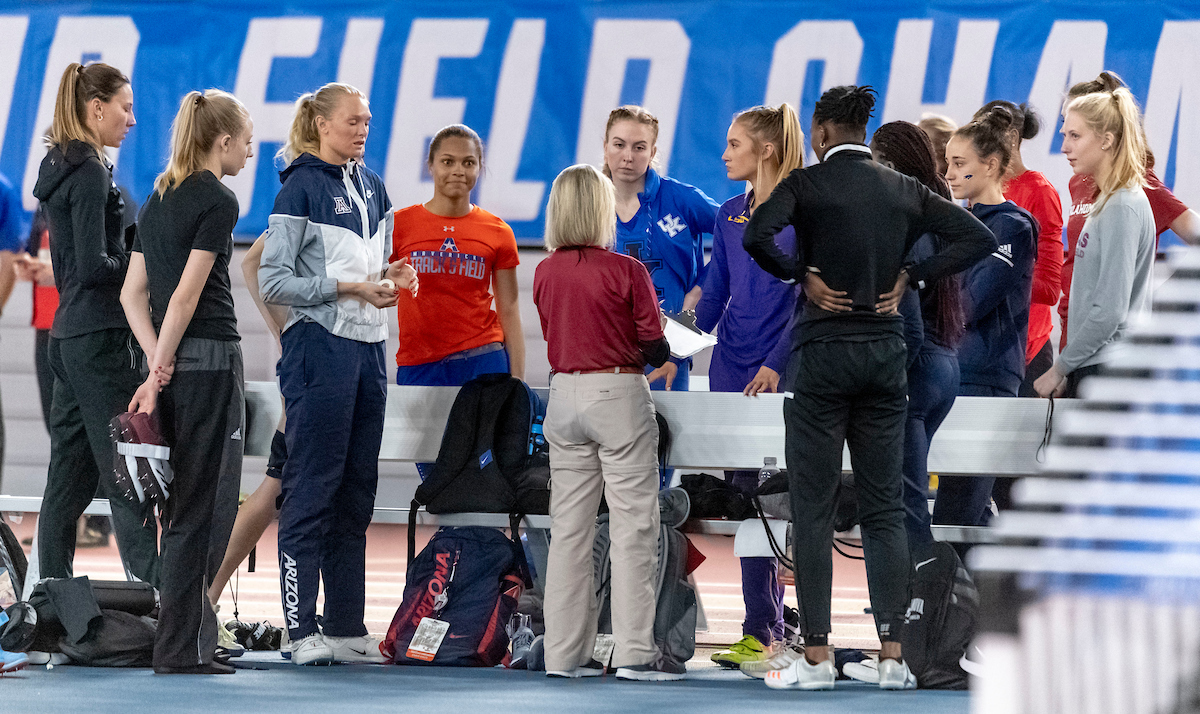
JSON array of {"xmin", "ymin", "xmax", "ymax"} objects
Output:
[
  {"xmin": 276, "ymin": 82, "xmax": 366, "ymax": 165},
  {"xmin": 1066, "ymin": 87, "xmax": 1148, "ymax": 213},
  {"xmin": 154, "ymin": 89, "xmax": 249, "ymax": 196},
  {"xmin": 47, "ymin": 62, "xmax": 129, "ymax": 153},
  {"xmin": 734, "ymin": 102, "xmax": 805, "ymax": 206}
]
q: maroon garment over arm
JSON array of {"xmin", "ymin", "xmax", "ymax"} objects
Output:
[{"xmin": 534, "ymin": 247, "xmax": 665, "ymax": 373}]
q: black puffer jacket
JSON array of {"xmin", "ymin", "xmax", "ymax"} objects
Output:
[{"xmin": 32, "ymin": 139, "xmax": 130, "ymax": 338}]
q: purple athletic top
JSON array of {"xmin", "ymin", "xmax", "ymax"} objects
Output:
[{"xmin": 696, "ymin": 192, "xmax": 799, "ymax": 381}]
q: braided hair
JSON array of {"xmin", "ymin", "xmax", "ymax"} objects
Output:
[
  {"xmin": 871, "ymin": 121, "xmax": 950, "ymax": 200},
  {"xmin": 870, "ymin": 120, "xmax": 964, "ymax": 347},
  {"xmin": 812, "ymin": 85, "xmax": 877, "ymax": 129}
]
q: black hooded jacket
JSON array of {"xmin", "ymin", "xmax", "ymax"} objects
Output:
[{"xmin": 32, "ymin": 139, "xmax": 130, "ymax": 338}]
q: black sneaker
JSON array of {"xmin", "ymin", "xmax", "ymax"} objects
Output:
[{"xmin": 615, "ymin": 660, "xmax": 685, "ymax": 681}]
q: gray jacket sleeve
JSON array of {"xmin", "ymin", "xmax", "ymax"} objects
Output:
[
  {"xmin": 1055, "ymin": 203, "xmax": 1143, "ymax": 374},
  {"xmin": 258, "ymin": 214, "xmax": 338, "ymax": 306}
]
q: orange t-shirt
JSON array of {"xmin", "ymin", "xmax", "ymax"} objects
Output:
[{"xmin": 390, "ymin": 204, "xmax": 520, "ymax": 366}]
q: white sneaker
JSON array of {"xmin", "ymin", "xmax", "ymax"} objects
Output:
[
  {"xmin": 842, "ymin": 658, "xmax": 880, "ymax": 684},
  {"xmin": 877, "ymin": 658, "xmax": 918, "ymax": 690},
  {"xmin": 740, "ymin": 644, "xmax": 802, "ymax": 680},
  {"xmin": 25, "ymin": 652, "xmax": 70, "ymax": 666},
  {"xmin": 291, "ymin": 633, "xmax": 335, "ymax": 666},
  {"xmin": 764, "ymin": 656, "xmax": 836, "ymax": 690},
  {"xmin": 325, "ymin": 634, "xmax": 387, "ymax": 664},
  {"xmin": 546, "ymin": 659, "xmax": 606, "ymax": 678}
]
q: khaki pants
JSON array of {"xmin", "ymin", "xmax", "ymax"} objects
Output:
[{"xmin": 542, "ymin": 372, "xmax": 660, "ymax": 671}]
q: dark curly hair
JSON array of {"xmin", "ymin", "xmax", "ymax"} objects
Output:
[{"xmin": 812, "ymin": 85, "xmax": 877, "ymax": 130}]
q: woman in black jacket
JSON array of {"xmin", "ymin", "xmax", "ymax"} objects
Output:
[
  {"xmin": 32, "ymin": 62, "xmax": 159, "ymax": 587},
  {"xmin": 743, "ymin": 86, "xmax": 995, "ymax": 692}
]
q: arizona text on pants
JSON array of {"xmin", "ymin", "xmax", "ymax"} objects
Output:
[{"xmin": 276, "ymin": 320, "xmax": 386, "ymax": 641}]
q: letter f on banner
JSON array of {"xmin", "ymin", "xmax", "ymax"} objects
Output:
[{"xmin": 575, "ymin": 19, "xmax": 691, "ymax": 174}]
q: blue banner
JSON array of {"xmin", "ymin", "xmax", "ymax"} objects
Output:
[{"xmin": 1, "ymin": 1, "xmax": 1198, "ymax": 244}]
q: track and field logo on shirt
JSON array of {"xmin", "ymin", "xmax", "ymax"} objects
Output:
[
  {"xmin": 410, "ymin": 249, "xmax": 486, "ymax": 280},
  {"xmin": 657, "ymin": 214, "xmax": 687, "ymax": 237},
  {"xmin": 333, "ymin": 196, "xmax": 352, "ymax": 214},
  {"xmin": 441, "ymin": 236, "xmax": 458, "ymax": 252}
]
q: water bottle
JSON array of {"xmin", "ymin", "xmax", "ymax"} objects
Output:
[{"xmin": 759, "ymin": 456, "xmax": 780, "ymax": 487}]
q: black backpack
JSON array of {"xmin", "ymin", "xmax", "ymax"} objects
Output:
[
  {"xmin": 0, "ymin": 519, "xmax": 27, "ymax": 602},
  {"xmin": 408, "ymin": 374, "xmax": 549, "ymax": 561},
  {"xmin": 902, "ymin": 541, "xmax": 980, "ymax": 689}
]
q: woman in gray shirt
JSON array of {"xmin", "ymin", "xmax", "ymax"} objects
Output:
[{"xmin": 1035, "ymin": 87, "xmax": 1155, "ymax": 398}]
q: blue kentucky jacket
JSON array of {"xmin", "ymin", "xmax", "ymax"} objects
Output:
[{"xmin": 613, "ymin": 168, "xmax": 719, "ymax": 314}]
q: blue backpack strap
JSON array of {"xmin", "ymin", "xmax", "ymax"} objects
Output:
[{"xmin": 523, "ymin": 382, "xmax": 547, "ymax": 457}]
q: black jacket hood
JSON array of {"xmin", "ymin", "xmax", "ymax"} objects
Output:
[{"xmin": 33, "ymin": 140, "xmax": 107, "ymax": 202}]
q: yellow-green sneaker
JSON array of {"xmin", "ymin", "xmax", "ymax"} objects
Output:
[{"xmin": 710, "ymin": 635, "xmax": 768, "ymax": 669}]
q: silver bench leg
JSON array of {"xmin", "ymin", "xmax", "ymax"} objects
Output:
[
  {"xmin": 22, "ymin": 525, "xmax": 39, "ymax": 601},
  {"xmin": 523, "ymin": 522, "xmax": 551, "ymax": 591},
  {"xmin": 690, "ymin": 573, "xmax": 708, "ymax": 632}
]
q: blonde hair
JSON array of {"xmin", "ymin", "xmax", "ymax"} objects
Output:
[
  {"xmin": 733, "ymin": 103, "xmax": 804, "ymax": 204},
  {"xmin": 155, "ymin": 90, "xmax": 249, "ymax": 196},
  {"xmin": 47, "ymin": 62, "xmax": 130, "ymax": 152},
  {"xmin": 544, "ymin": 164, "xmax": 616, "ymax": 251},
  {"xmin": 918, "ymin": 113, "xmax": 957, "ymax": 161},
  {"xmin": 602, "ymin": 105, "xmax": 660, "ymax": 178},
  {"xmin": 276, "ymin": 82, "xmax": 366, "ymax": 164},
  {"xmin": 1065, "ymin": 88, "xmax": 1147, "ymax": 213}
]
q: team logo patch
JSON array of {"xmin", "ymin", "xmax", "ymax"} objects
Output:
[
  {"xmin": 657, "ymin": 214, "xmax": 686, "ymax": 237},
  {"xmin": 410, "ymin": 250, "xmax": 486, "ymax": 279},
  {"xmin": 333, "ymin": 196, "xmax": 352, "ymax": 214},
  {"xmin": 441, "ymin": 236, "xmax": 459, "ymax": 252}
]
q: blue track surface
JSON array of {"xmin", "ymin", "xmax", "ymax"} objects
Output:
[{"xmin": 1, "ymin": 653, "xmax": 970, "ymax": 713}]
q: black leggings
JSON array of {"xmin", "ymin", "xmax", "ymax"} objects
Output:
[{"xmin": 38, "ymin": 329, "xmax": 159, "ymax": 585}]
